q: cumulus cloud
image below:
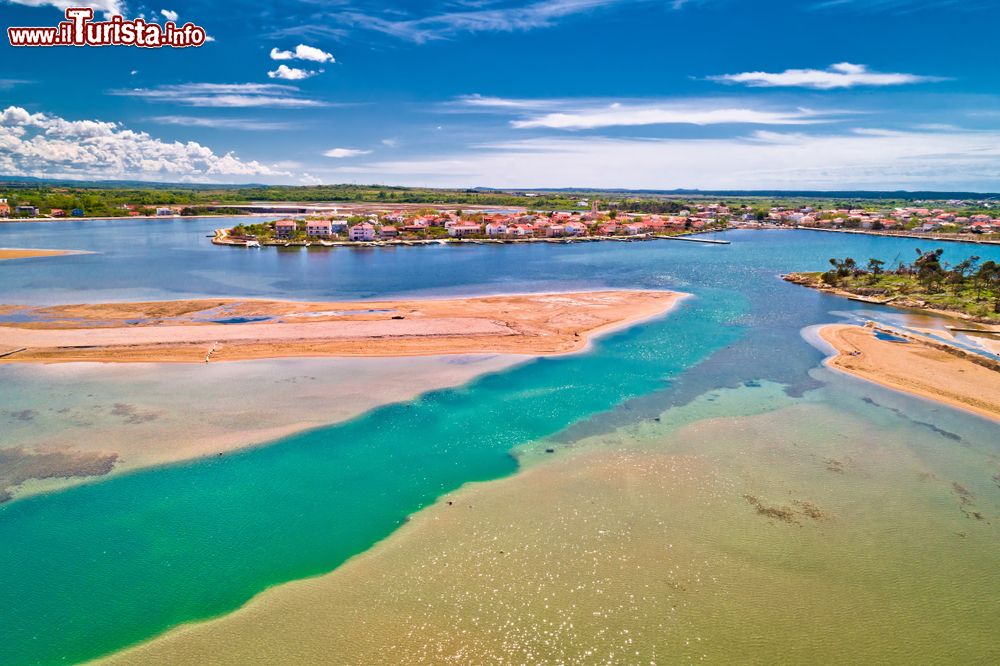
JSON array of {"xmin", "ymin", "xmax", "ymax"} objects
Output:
[
  {"xmin": 0, "ymin": 105, "xmax": 289, "ymax": 182},
  {"xmin": 159, "ymin": 8, "xmax": 177, "ymax": 21},
  {"xmin": 324, "ymin": 126, "xmax": 1000, "ymax": 191},
  {"xmin": 4, "ymin": 0, "xmax": 123, "ymax": 19},
  {"xmin": 109, "ymin": 82, "xmax": 326, "ymax": 108},
  {"xmin": 709, "ymin": 62, "xmax": 943, "ymax": 90},
  {"xmin": 323, "ymin": 147, "xmax": 372, "ymax": 158},
  {"xmin": 269, "ymin": 44, "xmax": 335, "ymax": 63},
  {"xmin": 267, "ymin": 65, "xmax": 320, "ymax": 81}
]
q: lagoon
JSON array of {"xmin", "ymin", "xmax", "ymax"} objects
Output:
[{"xmin": 1, "ymin": 220, "xmax": 999, "ymax": 664}]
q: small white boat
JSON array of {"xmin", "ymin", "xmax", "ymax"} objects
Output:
[{"xmin": 245, "ymin": 240, "xmax": 261, "ymax": 248}]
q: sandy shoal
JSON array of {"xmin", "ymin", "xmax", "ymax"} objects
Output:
[
  {"xmin": 819, "ymin": 324, "xmax": 1000, "ymax": 423},
  {"xmin": 96, "ymin": 396, "xmax": 1000, "ymax": 665},
  {"xmin": 0, "ymin": 248, "xmax": 78, "ymax": 260},
  {"xmin": 0, "ymin": 290, "xmax": 684, "ymax": 363}
]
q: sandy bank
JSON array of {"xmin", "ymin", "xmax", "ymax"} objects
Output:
[
  {"xmin": 0, "ymin": 248, "xmax": 79, "ymax": 260},
  {"xmin": 0, "ymin": 290, "xmax": 684, "ymax": 364},
  {"xmin": 819, "ymin": 324, "xmax": 1000, "ymax": 423}
]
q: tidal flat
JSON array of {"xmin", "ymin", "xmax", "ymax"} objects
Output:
[
  {"xmin": 0, "ymin": 354, "xmax": 523, "ymax": 500},
  {"xmin": 101, "ymin": 378, "xmax": 1000, "ymax": 665}
]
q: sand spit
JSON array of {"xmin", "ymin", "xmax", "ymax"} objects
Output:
[
  {"xmin": 0, "ymin": 291, "xmax": 683, "ymax": 364},
  {"xmin": 819, "ymin": 324, "xmax": 1000, "ymax": 423},
  {"xmin": 0, "ymin": 248, "xmax": 81, "ymax": 260}
]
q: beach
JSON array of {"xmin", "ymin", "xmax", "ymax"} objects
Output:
[
  {"xmin": 818, "ymin": 323, "xmax": 1000, "ymax": 422},
  {"xmin": 0, "ymin": 290, "xmax": 684, "ymax": 363}
]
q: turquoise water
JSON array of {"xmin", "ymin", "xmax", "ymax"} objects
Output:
[{"xmin": 1, "ymin": 221, "xmax": 999, "ymax": 664}]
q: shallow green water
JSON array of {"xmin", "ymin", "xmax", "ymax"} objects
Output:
[{"xmin": 1, "ymin": 225, "xmax": 999, "ymax": 664}]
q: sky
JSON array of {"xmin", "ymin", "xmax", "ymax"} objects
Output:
[{"xmin": 2, "ymin": 0, "xmax": 1000, "ymax": 190}]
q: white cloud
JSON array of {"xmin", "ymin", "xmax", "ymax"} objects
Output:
[
  {"xmin": 325, "ymin": 0, "xmax": 654, "ymax": 43},
  {"xmin": 326, "ymin": 127, "xmax": 1000, "ymax": 191},
  {"xmin": 0, "ymin": 105, "xmax": 290, "ymax": 182},
  {"xmin": 512, "ymin": 102, "xmax": 836, "ymax": 129},
  {"xmin": 4, "ymin": 0, "xmax": 123, "ymax": 19},
  {"xmin": 159, "ymin": 8, "xmax": 177, "ymax": 21},
  {"xmin": 269, "ymin": 44, "xmax": 335, "ymax": 63},
  {"xmin": 324, "ymin": 147, "xmax": 372, "ymax": 158},
  {"xmin": 709, "ymin": 62, "xmax": 942, "ymax": 90},
  {"xmin": 109, "ymin": 82, "xmax": 326, "ymax": 108},
  {"xmin": 300, "ymin": 172, "xmax": 323, "ymax": 185},
  {"xmin": 150, "ymin": 116, "xmax": 293, "ymax": 131},
  {"xmin": 267, "ymin": 65, "xmax": 320, "ymax": 81}
]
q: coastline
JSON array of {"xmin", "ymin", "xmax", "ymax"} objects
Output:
[
  {"xmin": 816, "ymin": 323, "xmax": 1000, "ymax": 423},
  {"xmin": 0, "ymin": 290, "xmax": 685, "ymax": 364}
]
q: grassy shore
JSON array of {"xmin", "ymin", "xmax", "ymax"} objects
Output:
[{"xmin": 785, "ymin": 271, "xmax": 1000, "ymax": 323}]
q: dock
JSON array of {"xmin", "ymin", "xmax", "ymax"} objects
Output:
[{"xmin": 653, "ymin": 234, "xmax": 731, "ymax": 245}]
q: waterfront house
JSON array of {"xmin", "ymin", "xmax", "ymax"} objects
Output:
[
  {"xmin": 448, "ymin": 223, "xmax": 482, "ymax": 238},
  {"xmin": 486, "ymin": 222, "xmax": 509, "ymax": 237},
  {"xmin": 50, "ymin": 208, "xmax": 66, "ymax": 217},
  {"xmin": 509, "ymin": 224, "xmax": 535, "ymax": 237},
  {"xmin": 402, "ymin": 220, "xmax": 429, "ymax": 233},
  {"xmin": 306, "ymin": 220, "xmax": 332, "ymax": 237},
  {"xmin": 330, "ymin": 220, "xmax": 348, "ymax": 233},
  {"xmin": 622, "ymin": 223, "xmax": 645, "ymax": 236},
  {"xmin": 564, "ymin": 221, "xmax": 587, "ymax": 236},
  {"xmin": 349, "ymin": 223, "xmax": 376, "ymax": 241},
  {"xmin": 597, "ymin": 222, "xmax": 619, "ymax": 235},
  {"xmin": 275, "ymin": 219, "xmax": 298, "ymax": 238},
  {"xmin": 15, "ymin": 205, "xmax": 39, "ymax": 217},
  {"xmin": 380, "ymin": 225, "xmax": 398, "ymax": 238},
  {"xmin": 155, "ymin": 207, "xmax": 174, "ymax": 216},
  {"xmin": 0, "ymin": 198, "xmax": 9, "ymax": 216}
]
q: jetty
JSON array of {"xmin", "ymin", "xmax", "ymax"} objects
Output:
[{"xmin": 653, "ymin": 234, "xmax": 730, "ymax": 245}]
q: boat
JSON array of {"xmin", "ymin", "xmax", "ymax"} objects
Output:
[{"xmin": 245, "ymin": 240, "xmax": 261, "ymax": 248}]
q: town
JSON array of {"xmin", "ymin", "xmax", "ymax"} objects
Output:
[{"xmin": 216, "ymin": 202, "xmax": 731, "ymax": 247}]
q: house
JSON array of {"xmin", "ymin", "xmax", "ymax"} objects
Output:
[
  {"xmin": 349, "ymin": 223, "xmax": 376, "ymax": 241},
  {"xmin": 380, "ymin": 225, "xmax": 398, "ymax": 238},
  {"xmin": 384, "ymin": 210, "xmax": 405, "ymax": 224},
  {"xmin": 485, "ymin": 222, "xmax": 508, "ymax": 237},
  {"xmin": 448, "ymin": 223, "xmax": 482, "ymax": 238},
  {"xmin": 597, "ymin": 222, "xmax": 619, "ymax": 235},
  {"xmin": 71, "ymin": 208, "xmax": 85, "ymax": 217},
  {"xmin": 155, "ymin": 207, "xmax": 174, "ymax": 216},
  {"xmin": 305, "ymin": 220, "xmax": 332, "ymax": 237},
  {"xmin": 402, "ymin": 221, "xmax": 429, "ymax": 233},
  {"xmin": 622, "ymin": 223, "xmax": 645, "ymax": 235},
  {"xmin": 15, "ymin": 205, "xmax": 39, "ymax": 217},
  {"xmin": 50, "ymin": 208, "xmax": 66, "ymax": 217},
  {"xmin": 0, "ymin": 198, "xmax": 9, "ymax": 216},
  {"xmin": 564, "ymin": 221, "xmax": 587, "ymax": 236},
  {"xmin": 509, "ymin": 224, "xmax": 534, "ymax": 237},
  {"xmin": 546, "ymin": 224, "xmax": 566, "ymax": 237},
  {"xmin": 275, "ymin": 219, "xmax": 298, "ymax": 238},
  {"xmin": 330, "ymin": 220, "xmax": 348, "ymax": 233}
]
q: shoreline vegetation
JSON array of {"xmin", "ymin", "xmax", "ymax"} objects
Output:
[
  {"xmin": 784, "ymin": 248, "xmax": 1000, "ymax": 323},
  {"xmin": 818, "ymin": 323, "xmax": 1000, "ymax": 423},
  {"xmin": 0, "ymin": 291, "xmax": 684, "ymax": 364}
]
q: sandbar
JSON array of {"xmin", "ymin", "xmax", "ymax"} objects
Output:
[
  {"xmin": 0, "ymin": 248, "xmax": 79, "ymax": 260},
  {"xmin": 819, "ymin": 323, "xmax": 1000, "ymax": 423},
  {"xmin": 0, "ymin": 290, "xmax": 684, "ymax": 363}
]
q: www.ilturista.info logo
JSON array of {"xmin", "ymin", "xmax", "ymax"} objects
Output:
[{"xmin": 8, "ymin": 8, "xmax": 207, "ymax": 48}]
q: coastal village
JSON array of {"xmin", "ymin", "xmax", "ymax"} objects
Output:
[{"xmin": 219, "ymin": 201, "xmax": 731, "ymax": 246}]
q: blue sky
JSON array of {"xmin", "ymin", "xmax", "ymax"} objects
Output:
[{"xmin": 2, "ymin": 0, "xmax": 1000, "ymax": 190}]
